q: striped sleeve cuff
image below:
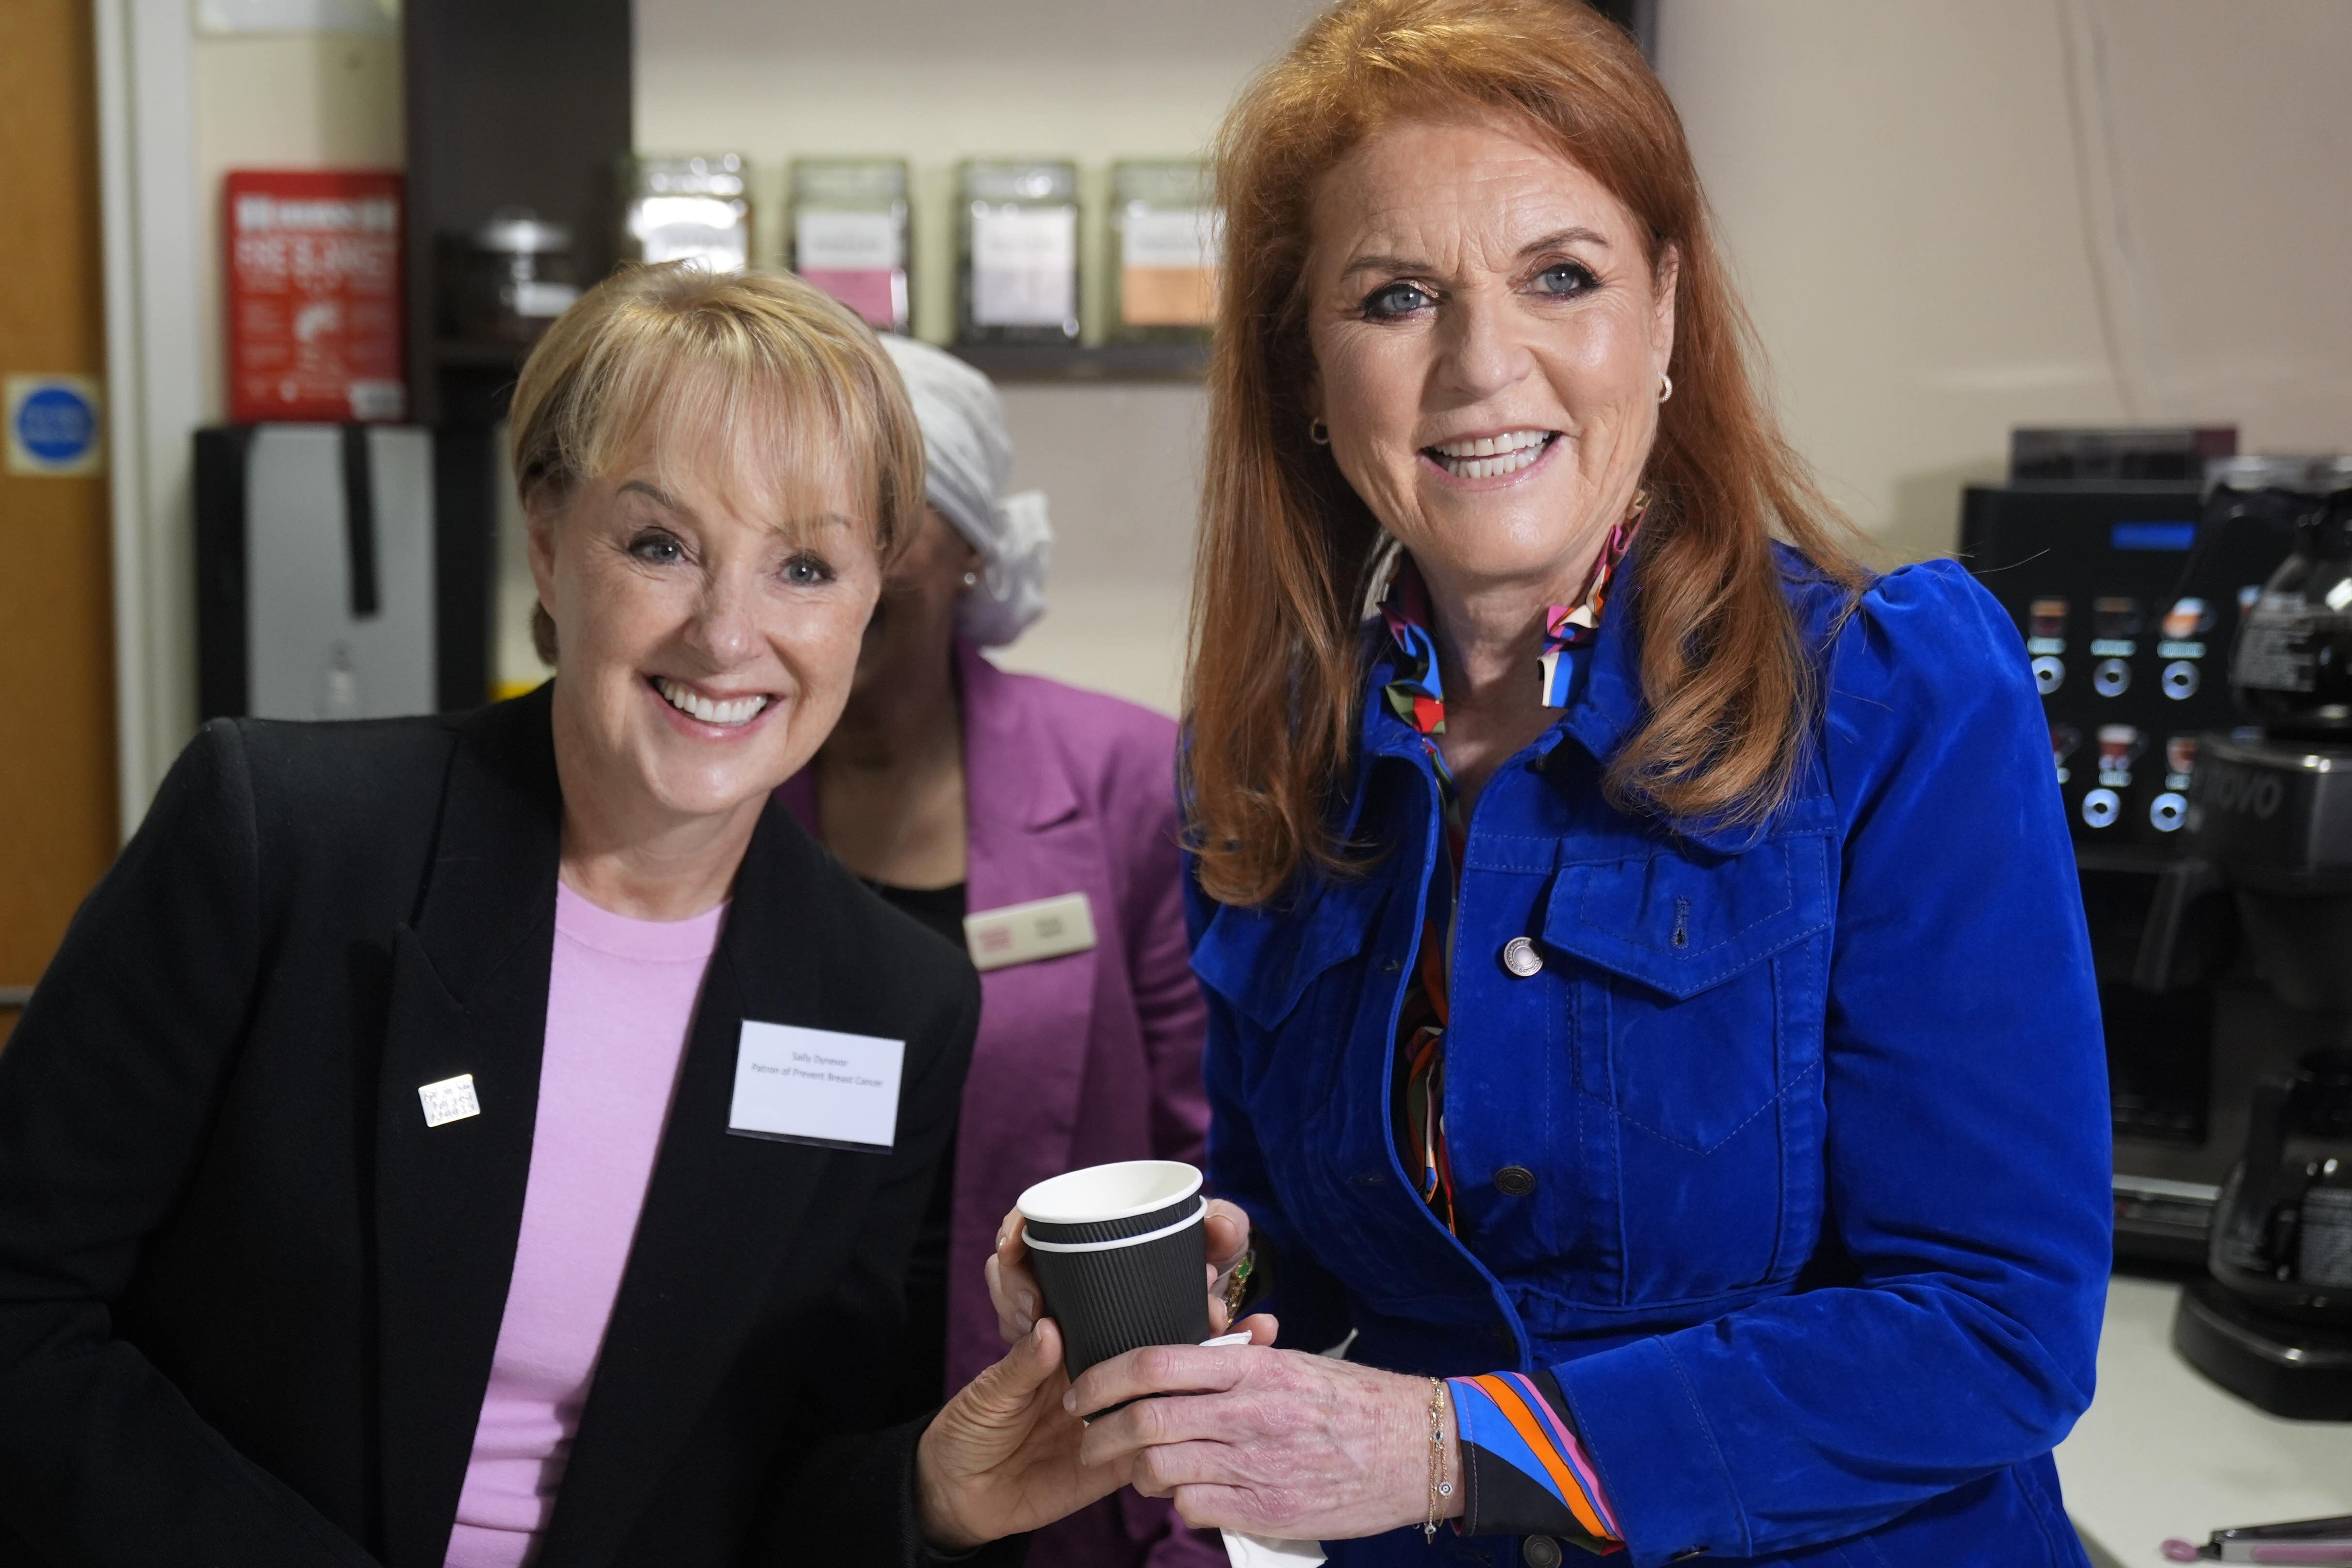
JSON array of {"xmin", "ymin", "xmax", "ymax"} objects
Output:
[{"xmin": 1449, "ymin": 1370, "xmax": 1624, "ymax": 1552}]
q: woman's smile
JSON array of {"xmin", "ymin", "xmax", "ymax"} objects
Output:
[
  {"xmin": 1419, "ymin": 426, "xmax": 1561, "ymax": 485},
  {"xmin": 647, "ymin": 673, "xmax": 779, "ymax": 734}
]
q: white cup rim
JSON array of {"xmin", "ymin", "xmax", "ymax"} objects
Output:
[
  {"xmin": 1016, "ymin": 1159, "xmax": 1203, "ymax": 1226},
  {"xmin": 1024, "ymin": 1199, "xmax": 1207, "ymax": 1253}
]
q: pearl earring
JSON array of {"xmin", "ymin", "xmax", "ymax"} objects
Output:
[{"xmin": 962, "ymin": 571, "xmax": 979, "ymax": 588}]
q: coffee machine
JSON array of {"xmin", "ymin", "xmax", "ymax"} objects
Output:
[
  {"xmin": 1963, "ymin": 437, "xmax": 2318, "ymax": 1261},
  {"xmin": 2147, "ymin": 463, "xmax": 2352, "ymax": 1419}
]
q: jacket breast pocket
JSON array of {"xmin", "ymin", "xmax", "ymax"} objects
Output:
[
  {"xmin": 1542, "ymin": 832, "xmax": 1833, "ymax": 1304},
  {"xmin": 1192, "ymin": 876, "xmax": 1388, "ymax": 1083}
]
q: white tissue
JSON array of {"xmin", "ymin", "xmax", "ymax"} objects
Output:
[
  {"xmin": 1222, "ymin": 1531, "xmax": 1327, "ymax": 1568},
  {"xmin": 1202, "ymin": 1333, "xmax": 1327, "ymax": 1567}
]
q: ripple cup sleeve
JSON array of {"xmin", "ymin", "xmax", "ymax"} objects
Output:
[{"xmin": 1016, "ymin": 1160, "xmax": 1213, "ymax": 1382}]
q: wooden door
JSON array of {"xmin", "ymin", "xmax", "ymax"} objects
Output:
[{"xmin": 0, "ymin": 0, "xmax": 116, "ymax": 1045}]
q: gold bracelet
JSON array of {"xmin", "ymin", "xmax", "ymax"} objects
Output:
[{"xmin": 1422, "ymin": 1377, "xmax": 1453, "ymax": 1543}]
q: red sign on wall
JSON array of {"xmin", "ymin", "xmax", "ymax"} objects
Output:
[{"xmin": 225, "ymin": 170, "xmax": 406, "ymax": 424}]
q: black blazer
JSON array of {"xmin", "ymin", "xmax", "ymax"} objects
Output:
[{"xmin": 0, "ymin": 688, "xmax": 1011, "ymax": 1568}]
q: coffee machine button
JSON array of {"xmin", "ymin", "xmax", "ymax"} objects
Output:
[
  {"xmin": 2150, "ymin": 791, "xmax": 2188, "ymax": 832},
  {"xmin": 2032, "ymin": 655, "xmax": 2065, "ymax": 695},
  {"xmin": 2161, "ymin": 660, "xmax": 2200, "ymax": 700},
  {"xmin": 2081, "ymin": 788, "xmax": 2121, "ymax": 829},
  {"xmin": 2093, "ymin": 658, "xmax": 2132, "ymax": 698}
]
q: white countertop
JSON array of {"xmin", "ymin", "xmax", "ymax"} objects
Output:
[{"xmin": 2056, "ymin": 1274, "xmax": 2352, "ymax": 1566}]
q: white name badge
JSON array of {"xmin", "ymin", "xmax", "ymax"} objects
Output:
[
  {"xmin": 964, "ymin": 892, "xmax": 1096, "ymax": 973},
  {"xmin": 728, "ymin": 1021, "xmax": 906, "ymax": 1154}
]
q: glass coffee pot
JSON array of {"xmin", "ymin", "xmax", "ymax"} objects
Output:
[
  {"xmin": 2210, "ymin": 1049, "xmax": 2352, "ymax": 1321},
  {"xmin": 2231, "ymin": 465, "xmax": 2352, "ymax": 736}
]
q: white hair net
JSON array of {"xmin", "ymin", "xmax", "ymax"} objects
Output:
[{"xmin": 879, "ymin": 335, "xmax": 1052, "ymax": 648}]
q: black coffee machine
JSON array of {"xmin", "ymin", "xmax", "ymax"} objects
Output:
[
  {"xmin": 1963, "ymin": 438, "xmax": 2306, "ymax": 1262},
  {"xmin": 2147, "ymin": 462, "xmax": 2352, "ymax": 1419}
]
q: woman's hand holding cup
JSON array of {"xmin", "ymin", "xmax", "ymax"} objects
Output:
[
  {"xmin": 946, "ymin": 1160, "xmax": 1281, "ymax": 1551},
  {"xmin": 1065, "ymin": 1344, "xmax": 1458, "ymax": 1542},
  {"xmin": 914, "ymin": 1318, "xmax": 1131, "ymax": 1551}
]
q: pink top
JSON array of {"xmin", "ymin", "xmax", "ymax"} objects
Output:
[{"xmin": 443, "ymin": 882, "xmax": 725, "ymax": 1568}]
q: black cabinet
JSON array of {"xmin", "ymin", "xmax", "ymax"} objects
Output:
[{"xmin": 402, "ymin": 0, "xmax": 631, "ymax": 709}]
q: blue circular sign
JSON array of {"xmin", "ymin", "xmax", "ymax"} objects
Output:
[{"xmin": 16, "ymin": 385, "xmax": 97, "ymax": 465}]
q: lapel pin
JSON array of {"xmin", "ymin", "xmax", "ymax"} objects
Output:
[{"xmin": 418, "ymin": 1073, "xmax": 481, "ymax": 1128}]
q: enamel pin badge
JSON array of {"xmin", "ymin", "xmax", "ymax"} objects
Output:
[{"xmin": 418, "ymin": 1074, "xmax": 481, "ymax": 1128}]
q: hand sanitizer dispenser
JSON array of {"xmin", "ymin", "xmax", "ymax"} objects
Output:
[{"xmin": 195, "ymin": 424, "xmax": 437, "ymax": 722}]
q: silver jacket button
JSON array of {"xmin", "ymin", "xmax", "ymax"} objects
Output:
[{"xmin": 1501, "ymin": 936, "xmax": 1544, "ymax": 977}]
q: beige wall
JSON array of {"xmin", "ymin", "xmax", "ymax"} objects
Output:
[
  {"xmin": 1656, "ymin": 0, "xmax": 2352, "ymax": 559},
  {"xmin": 190, "ymin": 32, "xmax": 404, "ymax": 425}
]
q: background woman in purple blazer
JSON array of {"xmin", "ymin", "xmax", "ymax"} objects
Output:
[{"xmin": 777, "ymin": 336, "xmax": 1219, "ymax": 1568}]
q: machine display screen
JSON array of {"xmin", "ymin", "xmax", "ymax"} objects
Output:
[{"xmin": 2111, "ymin": 521, "xmax": 2198, "ymax": 551}]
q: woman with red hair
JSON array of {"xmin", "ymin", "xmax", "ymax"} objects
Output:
[{"xmin": 991, "ymin": 3, "xmax": 2107, "ymax": 1565}]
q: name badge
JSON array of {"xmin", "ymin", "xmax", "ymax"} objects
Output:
[
  {"xmin": 728, "ymin": 1021, "xmax": 906, "ymax": 1154},
  {"xmin": 964, "ymin": 892, "xmax": 1095, "ymax": 973}
]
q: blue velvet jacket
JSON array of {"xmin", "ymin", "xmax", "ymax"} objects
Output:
[{"xmin": 1185, "ymin": 555, "xmax": 2111, "ymax": 1568}]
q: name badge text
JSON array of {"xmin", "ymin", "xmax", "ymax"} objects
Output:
[{"xmin": 728, "ymin": 1020, "xmax": 905, "ymax": 1154}]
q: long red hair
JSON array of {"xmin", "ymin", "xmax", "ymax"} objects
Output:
[{"xmin": 1183, "ymin": 0, "xmax": 1867, "ymax": 907}]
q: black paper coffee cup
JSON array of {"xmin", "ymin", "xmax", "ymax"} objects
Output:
[{"xmin": 1018, "ymin": 1160, "xmax": 1211, "ymax": 1382}]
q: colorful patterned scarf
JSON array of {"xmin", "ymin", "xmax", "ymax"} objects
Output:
[{"xmin": 1380, "ymin": 509, "xmax": 1642, "ymax": 1232}]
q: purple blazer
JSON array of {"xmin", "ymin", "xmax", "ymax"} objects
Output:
[{"xmin": 780, "ymin": 639, "xmax": 1218, "ymax": 1568}]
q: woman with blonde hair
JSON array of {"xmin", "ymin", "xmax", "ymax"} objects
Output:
[
  {"xmin": 0, "ymin": 265, "xmax": 1169, "ymax": 1566},
  {"xmin": 991, "ymin": 3, "xmax": 2108, "ymax": 1565}
]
